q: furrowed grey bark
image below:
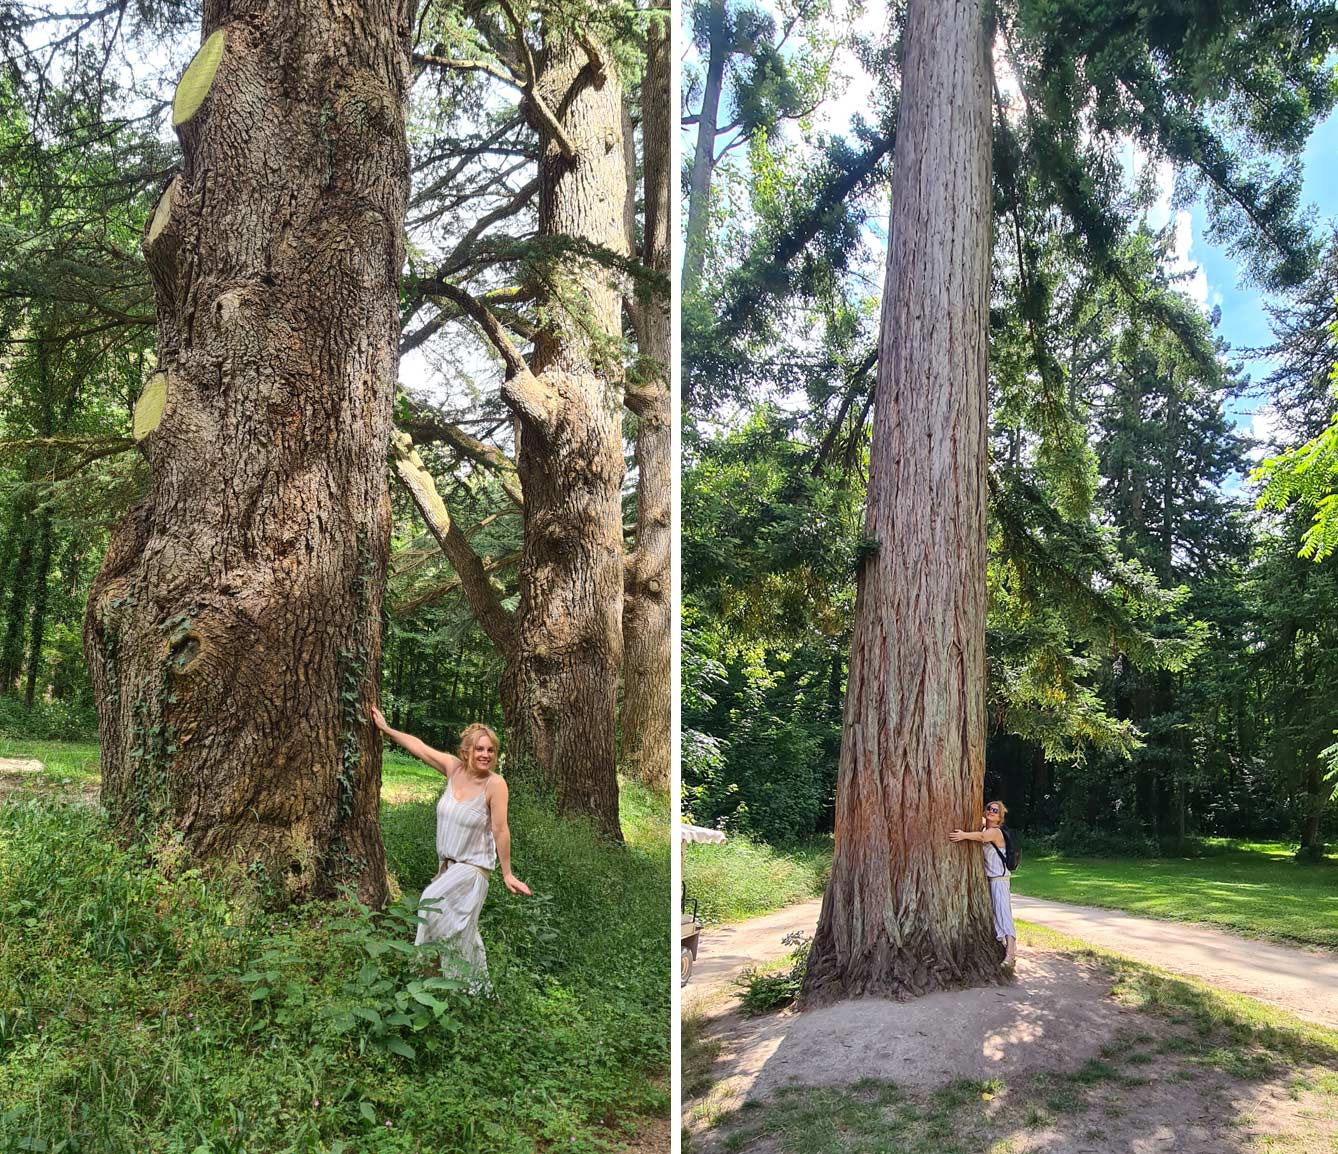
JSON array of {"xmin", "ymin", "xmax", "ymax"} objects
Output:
[
  {"xmin": 622, "ymin": 0, "xmax": 671, "ymax": 790},
  {"xmin": 84, "ymin": 1, "xmax": 412, "ymax": 904},
  {"xmin": 501, "ymin": 28, "xmax": 628, "ymax": 839}
]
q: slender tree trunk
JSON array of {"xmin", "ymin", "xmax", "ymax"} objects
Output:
[
  {"xmin": 0, "ymin": 509, "xmax": 35, "ymax": 693},
  {"xmin": 446, "ymin": 648, "xmax": 462, "ymax": 718},
  {"xmin": 801, "ymin": 0, "xmax": 997, "ymax": 1005},
  {"xmin": 500, "ymin": 29, "xmax": 627, "ymax": 840},
  {"xmin": 83, "ymin": 0, "xmax": 412, "ymax": 904},
  {"xmin": 49, "ymin": 539, "xmax": 82, "ymax": 701},
  {"xmin": 621, "ymin": 0, "xmax": 672, "ymax": 790},
  {"xmin": 25, "ymin": 337, "xmax": 78, "ymax": 708},
  {"xmin": 683, "ymin": 0, "xmax": 727, "ymax": 296},
  {"xmin": 1297, "ymin": 759, "xmax": 1327, "ymax": 860},
  {"xmin": 23, "ymin": 513, "xmax": 53, "ymax": 707}
]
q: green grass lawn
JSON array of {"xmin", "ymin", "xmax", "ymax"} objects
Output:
[
  {"xmin": 0, "ymin": 735, "xmax": 103, "ymax": 784},
  {"xmin": 0, "ymin": 738, "xmax": 669, "ymax": 1153},
  {"xmin": 681, "ymin": 828, "xmax": 1338, "ymax": 951},
  {"xmin": 1011, "ymin": 841, "xmax": 1338, "ymax": 950}
]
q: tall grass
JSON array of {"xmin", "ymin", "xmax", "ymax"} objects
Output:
[
  {"xmin": 682, "ymin": 833, "xmax": 830, "ymax": 925},
  {"xmin": 0, "ymin": 760, "xmax": 669, "ymax": 1153}
]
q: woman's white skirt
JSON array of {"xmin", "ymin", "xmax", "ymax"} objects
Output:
[
  {"xmin": 988, "ymin": 875, "xmax": 1016, "ymax": 942},
  {"xmin": 415, "ymin": 862, "xmax": 491, "ymax": 990}
]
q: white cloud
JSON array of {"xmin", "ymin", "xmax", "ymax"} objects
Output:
[
  {"xmin": 1145, "ymin": 157, "xmax": 1175, "ymax": 230},
  {"xmin": 1167, "ymin": 209, "xmax": 1210, "ymax": 307},
  {"xmin": 1245, "ymin": 403, "xmax": 1280, "ymax": 463}
]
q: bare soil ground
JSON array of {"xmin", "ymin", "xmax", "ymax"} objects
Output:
[
  {"xmin": 684, "ymin": 904, "xmax": 1338, "ymax": 1154},
  {"xmin": 0, "ymin": 765, "xmax": 99, "ymax": 804},
  {"xmin": 685, "ymin": 895, "xmax": 1338, "ymax": 1028}
]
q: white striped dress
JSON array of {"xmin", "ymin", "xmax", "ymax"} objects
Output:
[
  {"xmin": 982, "ymin": 838, "xmax": 1016, "ymax": 943},
  {"xmin": 415, "ymin": 774, "xmax": 498, "ymax": 990}
]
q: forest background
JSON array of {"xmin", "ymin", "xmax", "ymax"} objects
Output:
[{"xmin": 681, "ymin": 0, "xmax": 1338, "ymax": 876}]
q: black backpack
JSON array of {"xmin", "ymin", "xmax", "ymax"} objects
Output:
[{"xmin": 994, "ymin": 827, "xmax": 1021, "ymax": 873}]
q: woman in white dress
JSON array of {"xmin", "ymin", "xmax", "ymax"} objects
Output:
[
  {"xmin": 948, "ymin": 799, "xmax": 1017, "ymax": 968},
  {"xmin": 371, "ymin": 708, "xmax": 531, "ymax": 987}
]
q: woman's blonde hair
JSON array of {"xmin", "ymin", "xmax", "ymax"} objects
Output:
[
  {"xmin": 986, "ymin": 799, "xmax": 1008, "ymax": 820},
  {"xmin": 458, "ymin": 723, "xmax": 500, "ymax": 770}
]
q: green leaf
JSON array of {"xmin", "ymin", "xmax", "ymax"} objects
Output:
[
  {"xmin": 382, "ymin": 1037, "xmax": 416, "ymax": 1059},
  {"xmin": 351, "ymin": 1006, "xmax": 383, "ymax": 1029}
]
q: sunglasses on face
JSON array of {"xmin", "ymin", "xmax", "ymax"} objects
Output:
[{"xmin": 985, "ymin": 807, "xmax": 1001, "ymax": 814}]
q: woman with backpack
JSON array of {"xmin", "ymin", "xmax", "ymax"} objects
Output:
[{"xmin": 949, "ymin": 800, "xmax": 1017, "ymax": 968}]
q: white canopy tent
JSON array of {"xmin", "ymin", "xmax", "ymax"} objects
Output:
[{"xmin": 680, "ymin": 823, "xmax": 726, "ymax": 844}]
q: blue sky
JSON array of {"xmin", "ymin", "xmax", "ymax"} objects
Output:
[{"xmin": 1199, "ymin": 107, "xmax": 1338, "ymax": 449}]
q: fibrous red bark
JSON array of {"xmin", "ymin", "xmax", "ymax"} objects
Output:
[{"xmin": 801, "ymin": 0, "xmax": 999, "ymax": 1004}]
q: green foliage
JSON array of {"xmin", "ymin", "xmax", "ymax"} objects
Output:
[
  {"xmin": 735, "ymin": 931, "xmax": 811, "ymax": 1015},
  {"xmin": 0, "ymin": 770, "xmax": 669, "ymax": 1153},
  {"xmin": 0, "ymin": 695, "xmax": 97, "ymax": 741},
  {"xmin": 1254, "ymin": 315, "xmax": 1338, "ymax": 562},
  {"xmin": 1256, "ymin": 414, "xmax": 1338, "ymax": 561},
  {"xmin": 682, "ymin": 833, "xmax": 829, "ymax": 924},
  {"xmin": 1026, "ymin": 826, "xmax": 1161, "ymax": 859}
]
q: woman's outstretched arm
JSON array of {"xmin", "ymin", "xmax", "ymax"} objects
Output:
[
  {"xmin": 948, "ymin": 827, "xmax": 1005, "ymax": 847},
  {"xmin": 371, "ymin": 706, "xmax": 460, "ymax": 778},
  {"xmin": 487, "ymin": 777, "xmax": 532, "ymax": 895}
]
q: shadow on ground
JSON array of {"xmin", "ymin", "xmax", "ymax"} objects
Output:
[{"xmin": 685, "ymin": 950, "xmax": 1338, "ymax": 1154}]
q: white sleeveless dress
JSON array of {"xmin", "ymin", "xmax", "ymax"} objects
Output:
[
  {"xmin": 414, "ymin": 776, "xmax": 498, "ymax": 989},
  {"xmin": 982, "ymin": 839, "xmax": 1015, "ymax": 942}
]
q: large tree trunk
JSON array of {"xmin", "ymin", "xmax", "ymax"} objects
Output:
[
  {"xmin": 501, "ymin": 30, "xmax": 627, "ymax": 840},
  {"xmin": 83, "ymin": 1, "xmax": 412, "ymax": 905},
  {"xmin": 23, "ymin": 513, "xmax": 53, "ymax": 707},
  {"xmin": 801, "ymin": 0, "xmax": 997, "ymax": 1005},
  {"xmin": 622, "ymin": 0, "xmax": 672, "ymax": 791}
]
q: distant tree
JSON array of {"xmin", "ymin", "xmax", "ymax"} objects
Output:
[{"xmin": 682, "ymin": 0, "xmax": 836, "ymax": 296}]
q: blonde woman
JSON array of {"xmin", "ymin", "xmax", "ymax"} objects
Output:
[
  {"xmin": 371, "ymin": 707, "xmax": 531, "ymax": 987},
  {"xmin": 948, "ymin": 800, "xmax": 1016, "ymax": 968}
]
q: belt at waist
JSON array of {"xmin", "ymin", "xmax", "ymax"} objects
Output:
[{"xmin": 437, "ymin": 857, "xmax": 491, "ymax": 878}]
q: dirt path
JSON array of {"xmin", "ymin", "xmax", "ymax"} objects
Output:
[
  {"xmin": 686, "ymin": 900, "xmax": 824, "ymax": 1002},
  {"xmin": 684, "ymin": 894, "xmax": 1338, "ymax": 1028}
]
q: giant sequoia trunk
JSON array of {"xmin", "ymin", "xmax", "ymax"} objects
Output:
[
  {"xmin": 622, "ymin": 0, "xmax": 672, "ymax": 791},
  {"xmin": 83, "ymin": 1, "xmax": 411, "ymax": 904},
  {"xmin": 801, "ymin": 0, "xmax": 998, "ymax": 1004},
  {"xmin": 500, "ymin": 31, "xmax": 627, "ymax": 839}
]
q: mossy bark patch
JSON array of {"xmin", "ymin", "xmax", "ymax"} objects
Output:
[
  {"xmin": 172, "ymin": 29, "xmax": 226, "ymax": 127},
  {"xmin": 147, "ymin": 176, "xmax": 179, "ymax": 244},
  {"xmin": 133, "ymin": 372, "xmax": 169, "ymax": 441}
]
